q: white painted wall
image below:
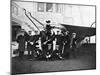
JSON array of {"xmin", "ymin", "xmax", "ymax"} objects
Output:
[
  {"xmin": 12, "ymin": 1, "xmax": 96, "ymax": 43},
  {"xmin": 14, "ymin": 1, "xmax": 95, "ymax": 27}
]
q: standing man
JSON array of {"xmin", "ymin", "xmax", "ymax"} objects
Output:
[
  {"xmin": 26, "ymin": 31, "xmax": 33, "ymax": 58},
  {"xmin": 70, "ymin": 33, "xmax": 77, "ymax": 58},
  {"xmin": 45, "ymin": 20, "xmax": 55, "ymax": 36},
  {"xmin": 55, "ymin": 31, "xmax": 64, "ymax": 59},
  {"xmin": 41, "ymin": 20, "xmax": 55, "ymax": 59},
  {"xmin": 63, "ymin": 31, "xmax": 70, "ymax": 59},
  {"xmin": 31, "ymin": 30, "xmax": 41, "ymax": 58},
  {"xmin": 45, "ymin": 31, "xmax": 55, "ymax": 59},
  {"xmin": 16, "ymin": 29, "xmax": 26, "ymax": 59}
]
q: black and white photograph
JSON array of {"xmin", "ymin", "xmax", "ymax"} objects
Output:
[{"xmin": 11, "ymin": 0, "xmax": 96, "ymax": 74}]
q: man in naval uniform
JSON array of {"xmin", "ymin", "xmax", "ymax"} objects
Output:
[
  {"xmin": 26, "ymin": 31, "xmax": 33, "ymax": 58},
  {"xmin": 55, "ymin": 31, "xmax": 64, "ymax": 59},
  {"xmin": 63, "ymin": 31, "xmax": 71, "ymax": 59}
]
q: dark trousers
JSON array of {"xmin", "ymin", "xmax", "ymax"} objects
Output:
[
  {"xmin": 19, "ymin": 51, "xmax": 24, "ymax": 58},
  {"xmin": 27, "ymin": 44, "xmax": 32, "ymax": 56},
  {"xmin": 47, "ymin": 44, "xmax": 53, "ymax": 54},
  {"xmin": 57, "ymin": 44, "xmax": 63, "ymax": 55},
  {"xmin": 63, "ymin": 44, "xmax": 70, "ymax": 58},
  {"xmin": 70, "ymin": 45, "xmax": 77, "ymax": 58},
  {"xmin": 42, "ymin": 44, "xmax": 48, "ymax": 56},
  {"xmin": 32, "ymin": 46, "xmax": 37, "ymax": 56}
]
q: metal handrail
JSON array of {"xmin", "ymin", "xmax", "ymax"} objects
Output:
[
  {"xmin": 23, "ymin": 8, "xmax": 40, "ymax": 31},
  {"xmin": 24, "ymin": 22, "xmax": 35, "ymax": 31},
  {"xmin": 90, "ymin": 21, "xmax": 96, "ymax": 28},
  {"xmin": 28, "ymin": 12, "xmax": 45, "ymax": 27}
]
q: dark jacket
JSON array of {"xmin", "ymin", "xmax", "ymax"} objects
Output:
[
  {"xmin": 64, "ymin": 35, "xmax": 70, "ymax": 45},
  {"xmin": 17, "ymin": 35, "xmax": 26, "ymax": 51},
  {"xmin": 70, "ymin": 37, "xmax": 77, "ymax": 48},
  {"xmin": 55, "ymin": 34, "xmax": 64, "ymax": 45},
  {"xmin": 31, "ymin": 35, "xmax": 40, "ymax": 45}
]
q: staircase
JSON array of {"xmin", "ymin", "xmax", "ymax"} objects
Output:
[{"xmin": 23, "ymin": 8, "xmax": 45, "ymax": 32}]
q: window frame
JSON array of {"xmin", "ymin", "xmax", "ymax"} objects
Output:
[
  {"xmin": 37, "ymin": 2, "xmax": 45, "ymax": 12},
  {"xmin": 56, "ymin": 3, "xmax": 63, "ymax": 13},
  {"xmin": 13, "ymin": 5, "xmax": 18, "ymax": 16},
  {"xmin": 46, "ymin": 3, "xmax": 53, "ymax": 12}
]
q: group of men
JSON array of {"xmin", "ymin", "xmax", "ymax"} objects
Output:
[{"xmin": 16, "ymin": 20, "xmax": 77, "ymax": 60}]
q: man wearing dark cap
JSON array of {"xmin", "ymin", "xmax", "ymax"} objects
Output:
[
  {"xmin": 26, "ymin": 31, "xmax": 33, "ymax": 58},
  {"xmin": 63, "ymin": 31, "xmax": 71, "ymax": 59},
  {"xmin": 70, "ymin": 33, "xmax": 77, "ymax": 58},
  {"xmin": 55, "ymin": 31, "xmax": 64, "ymax": 59},
  {"xmin": 30, "ymin": 30, "xmax": 41, "ymax": 58},
  {"xmin": 16, "ymin": 29, "xmax": 26, "ymax": 59},
  {"xmin": 45, "ymin": 20, "xmax": 55, "ymax": 37}
]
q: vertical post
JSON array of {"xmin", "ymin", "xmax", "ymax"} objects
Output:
[{"xmin": 90, "ymin": 22, "xmax": 96, "ymax": 43}]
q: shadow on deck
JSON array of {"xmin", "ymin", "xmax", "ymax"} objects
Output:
[{"xmin": 11, "ymin": 44, "xmax": 96, "ymax": 75}]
